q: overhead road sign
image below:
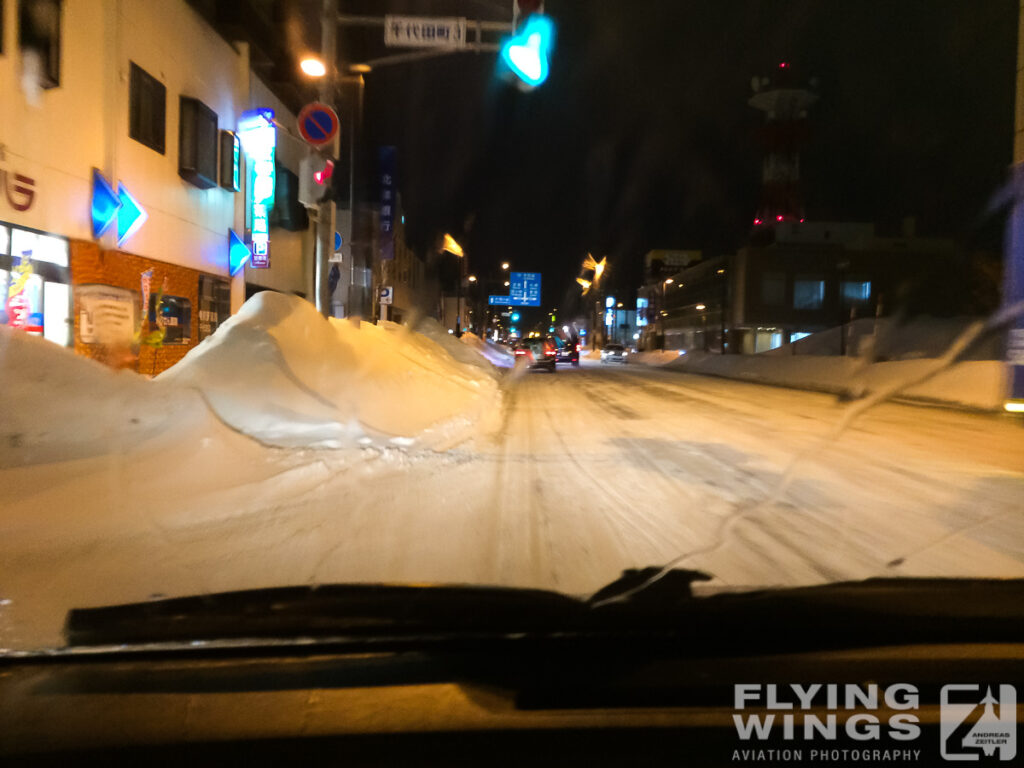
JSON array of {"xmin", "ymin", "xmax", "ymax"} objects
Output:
[
  {"xmin": 384, "ymin": 16, "xmax": 467, "ymax": 49},
  {"xmin": 509, "ymin": 271, "xmax": 541, "ymax": 306},
  {"xmin": 297, "ymin": 102, "xmax": 339, "ymax": 147}
]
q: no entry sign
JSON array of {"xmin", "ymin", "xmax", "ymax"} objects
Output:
[{"xmin": 297, "ymin": 102, "xmax": 339, "ymax": 147}]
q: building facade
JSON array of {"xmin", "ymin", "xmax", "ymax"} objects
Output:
[
  {"xmin": 640, "ymin": 223, "xmax": 958, "ymax": 355},
  {"xmin": 2, "ymin": 0, "xmax": 309, "ymax": 374}
]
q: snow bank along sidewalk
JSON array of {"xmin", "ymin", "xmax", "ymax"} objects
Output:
[
  {"xmin": 630, "ymin": 350, "xmax": 1007, "ymax": 412},
  {"xmin": 0, "ymin": 292, "xmax": 505, "ymax": 467},
  {"xmin": 159, "ymin": 293, "xmax": 503, "ymax": 448}
]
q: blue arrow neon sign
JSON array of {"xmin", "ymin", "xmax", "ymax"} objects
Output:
[
  {"xmin": 91, "ymin": 169, "xmax": 121, "ymax": 238},
  {"xmin": 228, "ymin": 229, "xmax": 250, "ymax": 276},
  {"xmin": 116, "ymin": 182, "xmax": 148, "ymax": 247}
]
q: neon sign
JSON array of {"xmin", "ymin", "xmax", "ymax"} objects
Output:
[{"xmin": 238, "ymin": 109, "xmax": 276, "ymax": 269}]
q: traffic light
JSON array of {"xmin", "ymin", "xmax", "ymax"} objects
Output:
[
  {"xmin": 511, "ymin": 312, "xmax": 520, "ymax": 321},
  {"xmin": 298, "ymin": 154, "xmax": 333, "ymax": 208},
  {"xmin": 299, "ymin": 152, "xmax": 350, "ymax": 208},
  {"xmin": 501, "ymin": 2, "xmax": 555, "ymax": 90}
]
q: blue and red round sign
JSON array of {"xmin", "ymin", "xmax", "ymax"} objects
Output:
[{"xmin": 297, "ymin": 102, "xmax": 339, "ymax": 147}]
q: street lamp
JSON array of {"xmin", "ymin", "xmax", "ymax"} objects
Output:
[
  {"xmin": 468, "ymin": 275, "xmax": 477, "ymax": 282},
  {"xmin": 442, "ymin": 234, "xmax": 465, "ymax": 336},
  {"xmin": 300, "ymin": 57, "xmax": 327, "ymax": 77},
  {"xmin": 501, "ymin": 262, "xmax": 510, "ymax": 270}
]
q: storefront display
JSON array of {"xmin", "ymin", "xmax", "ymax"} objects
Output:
[{"xmin": 0, "ymin": 222, "xmax": 71, "ymax": 346}]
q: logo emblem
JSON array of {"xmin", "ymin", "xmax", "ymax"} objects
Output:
[{"xmin": 941, "ymin": 685, "xmax": 1016, "ymax": 761}]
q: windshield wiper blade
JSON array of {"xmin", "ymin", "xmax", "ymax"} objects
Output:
[{"xmin": 64, "ymin": 583, "xmax": 588, "ymax": 647}]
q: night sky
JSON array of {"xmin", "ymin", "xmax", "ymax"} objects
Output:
[{"xmin": 312, "ymin": 1, "xmax": 1017, "ymax": 317}]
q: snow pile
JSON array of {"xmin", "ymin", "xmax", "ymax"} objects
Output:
[
  {"xmin": 655, "ymin": 351, "xmax": 1006, "ymax": 411},
  {"xmin": 407, "ymin": 318, "xmax": 505, "ymax": 374},
  {"xmin": 458, "ymin": 331, "xmax": 516, "ymax": 368},
  {"xmin": 160, "ymin": 293, "xmax": 502, "ymax": 448},
  {"xmin": 761, "ymin": 317, "xmax": 1001, "ymax": 361},
  {"xmin": 626, "ymin": 350, "xmax": 680, "ymax": 366},
  {"xmin": 0, "ymin": 326, "xmax": 209, "ymax": 468}
]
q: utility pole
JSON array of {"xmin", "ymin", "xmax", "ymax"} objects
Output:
[{"xmin": 314, "ymin": 0, "xmax": 338, "ymax": 317}]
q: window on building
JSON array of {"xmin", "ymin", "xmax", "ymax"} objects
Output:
[
  {"xmin": 19, "ymin": 0, "xmax": 62, "ymax": 89},
  {"xmin": 179, "ymin": 97, "xmax": 219, "ymax": 189},
  {"xmin": 841, "ymin": 279, "xmax": 871, "ymax": 302},
  {"xmin": 793, "ymin": 277, "xmax": 825, "ymax": 309},
  {"xmin": 198, "ymin": 275, "xmax": 231, "ymax": 341},
  {"xmin": 760, "ymin": 271, "xmax": 785, "ymax": 305},
  {"xmin": 129, "ymin": 62, "xmax": 166, "ymax": 154},
  {"xmin": 149, "ymin": 295, "xmax": 191, "ymax": 344}
]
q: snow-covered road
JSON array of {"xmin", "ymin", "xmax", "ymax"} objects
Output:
[{"xmin": 3, "ymin": 358, "xmax": 1023, "ymax": 651}]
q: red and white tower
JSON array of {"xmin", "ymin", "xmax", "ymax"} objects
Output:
[{"xmin": 749, "ymin": 62, "xmax": 817, "ymax": 227}]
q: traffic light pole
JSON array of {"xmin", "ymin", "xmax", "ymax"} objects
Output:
[{"xmin": 315, "ymin": 0, "xmax": 338, "ymax": 318}]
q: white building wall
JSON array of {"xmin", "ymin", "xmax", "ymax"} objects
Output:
[{"xmin": 2, "ymin": 0, "xmax": 306, "ymax": 297}]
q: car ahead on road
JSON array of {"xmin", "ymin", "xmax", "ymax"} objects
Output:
[
  {"xmin": 555, "ymin": 337, "xmax": 580, "ymax": 366},
  {"xmin": 600, "ymin": 343, "xmax": 628, "ymax": 364},
  {"xmin": 513, "ymin": 338, "xmax": 557, "ymax": 372}
]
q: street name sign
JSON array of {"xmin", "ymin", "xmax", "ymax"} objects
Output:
[{"xmin": 384, "ymin": 16, "xmax": 467, "ymax": 49}]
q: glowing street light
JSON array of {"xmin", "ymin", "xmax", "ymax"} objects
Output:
[
  {"xmin": 695, "ymin": 303, "xmax": 707, "ymax": 311},
  {"xmin": 300, "ymin": 57, "xmax": 327, "ymax": 77},
  {"xmin": 442, "ymin": 234, "xmax": 464, "ymax": 256},
  {"xmin": 664, "ymin": 278, "xmax": 674, "ymax": 286},
  {"xmin": 504, "ymin": 280, "xmax": 510, "ymax": 287},
  {"xmin": 501, "ymin": 262, "xmax": 510, "ymax": 270},
  {"xmin": 468, "ymin": 275, "xmax": 477, "ymax": 282},
  {"xmin": 576, "ymin": 277, "xmax": 591, "ymax": 293}
]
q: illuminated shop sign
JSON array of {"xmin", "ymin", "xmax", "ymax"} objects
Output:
[
  {"xmin": 238, "ymin": 109, "xmax": 276, "ymax": 269},
  {"xmin": 0, "ymin": 145, "xmax": 36, "ymax": 213}
]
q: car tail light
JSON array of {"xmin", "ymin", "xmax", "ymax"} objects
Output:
[
  {"xmin": 514, "ymin": 349, "xmax": 527, "ymax": 356},
  {"xmin": 544, "ymin": 350, "xmax": 556, "ymax": 356}
]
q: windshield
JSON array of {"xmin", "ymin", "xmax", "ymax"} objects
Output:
[{"xmin": 2, "ymin": 0, "xmax": 1023, "ymax": 655}]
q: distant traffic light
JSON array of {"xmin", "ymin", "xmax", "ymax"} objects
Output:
[
  {"xmin": 501, "ymin": 5, "xmax": 555, "ymax": 90},
  {"xmin": 511, "ymin": 312, "xmax": 520, "ymax": 321}
]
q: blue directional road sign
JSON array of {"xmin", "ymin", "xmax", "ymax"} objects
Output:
[
  {"xmin": 489, "ymin": 294, "xmax": 537, "ymax": 307},
  {"xmin": 509, "ymin": 271, "xmax": 541, "ymax": 306}
]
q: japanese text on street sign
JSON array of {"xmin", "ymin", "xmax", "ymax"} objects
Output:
[
  {"xmin": 384, "ymin": 15, "xmax": 466, "ymax": 49},
  {"xmin": 509, "ymin": 271, "xmax": 541, "ymax": 306}
]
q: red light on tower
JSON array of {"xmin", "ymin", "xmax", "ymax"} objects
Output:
[{"xmin": 779, "ymin": 61, "xmax": 788, "ymax": 69}]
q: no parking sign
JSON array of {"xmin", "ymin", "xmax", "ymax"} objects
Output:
[{"xmin": 297, "ymin": 102, "xmax": 339, "ymax": 147}]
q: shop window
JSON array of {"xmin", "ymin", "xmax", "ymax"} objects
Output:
[
  {"xmin": 198, "ymin": 275, "xmax": 230, "ymax": 341},
  {"xmin": 179, "ymin": 96, "xmax": 219, "ymax": 189},
  {"xmin": 129, "ymin": 62, "xmax": 166, "ymax": 154},
  {"xmin": 19, "ymin": 0, "xmax": 61, "ymax": 89},
  {"xmin": 842, "ymin": 279, "xmax": 871, "ymax": 302},
  {"xmin": 760, "ymin": 272, "xmax": 785, "ymax": 306},
  {"xmin": 793, "ymin": 277, "xmax": 825, "ymax": 310},
  {"xmin": 1, "ymin": 223, "xmax": 71, "ymax": 346},
  {"xmin": 149, "ymin": 294, "xmax": 191, "ymax": 344}
]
